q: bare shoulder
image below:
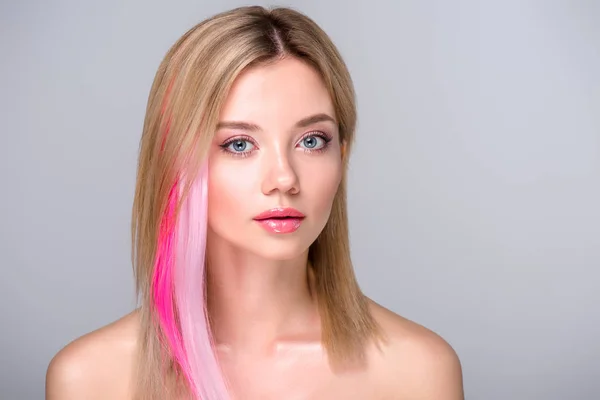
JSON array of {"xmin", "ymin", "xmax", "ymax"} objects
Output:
[
  {"xmin": 367, "ymin": 298, "xmax": 464, "ymax": 400},
  {"xmin": 45, "ymin": 309, "xmax": 141, "ymax": 400}
]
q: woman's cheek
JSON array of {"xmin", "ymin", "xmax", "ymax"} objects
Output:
[{"xmin": 208, "ymin": 164, "xmax": 254, "ymax": 227}]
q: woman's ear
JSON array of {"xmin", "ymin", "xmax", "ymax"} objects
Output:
[{"xmin": 341, "ymin": 140, "xmax": 347, "ymax": 160}]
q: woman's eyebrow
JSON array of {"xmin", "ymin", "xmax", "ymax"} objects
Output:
[
  {"xmin": 295, "ymin": 113, "xmax": 337, "ymax": 128},
  {"xmin": 216, "ymin": 113, "xmax": 337, "ymax": 132},
  {"xmin": 215, "ymin": 120, "xmax": 260, "ymax": 132}
]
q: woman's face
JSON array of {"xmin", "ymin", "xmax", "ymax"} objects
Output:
[{"xmin": 207, "ymin": 57, "xmax": 343, "ymax": 260}]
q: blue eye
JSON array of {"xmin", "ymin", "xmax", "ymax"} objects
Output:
[
  {"xmin": 299, "ymin": 135, "xmax": 327, "ymax": 150},
  {"xmin": 225, "ymin": 139, "xmax": 255, "ymax": 153}
]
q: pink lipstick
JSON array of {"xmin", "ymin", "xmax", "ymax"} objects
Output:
[{"xmin": 253, "ymin": 207, "xmax": 305, "ymax": 234}]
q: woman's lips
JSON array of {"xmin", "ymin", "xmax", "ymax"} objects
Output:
[
  {"xmin": 253, "ymin": 207, "xmax": 305, "ymax": 234},
  {"xmin": 254, "ymin": 217, "xmax": 303, "ymax": 233}
]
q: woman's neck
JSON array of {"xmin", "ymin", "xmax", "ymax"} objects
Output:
[{"xmin": 205, "ymin": 241, "xmax": 319, "ymax": 359}]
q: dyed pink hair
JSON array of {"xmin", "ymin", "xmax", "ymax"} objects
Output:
[{"xmin": 150, "ymin": 82, "xmax": 230, "ymax": 398}]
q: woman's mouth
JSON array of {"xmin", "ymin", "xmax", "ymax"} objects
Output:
[{"xmin": 253, "ymin": 207, "xmax": 305, "ymax": 234}]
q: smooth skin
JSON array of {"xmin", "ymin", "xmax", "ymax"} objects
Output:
[{"xmin": 46, "ymin": 57, "xmax": 464, "ymax": 399}]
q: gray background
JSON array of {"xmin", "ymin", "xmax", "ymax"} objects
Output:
[{"xmin": 1, "ymin": 1, "xmax": 599, "ymax": 399}]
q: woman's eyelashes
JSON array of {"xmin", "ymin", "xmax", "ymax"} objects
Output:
[
  {"xmin": 219, "ymin": 131, "xmax": 333, "ymax": 158},
  {"xmin": 219, "ymin": 134, "xmax": 256, "ymax": 158},
  {"xmin": 297, "ymin": 131, "xmax": 332, "ymax": 152}
]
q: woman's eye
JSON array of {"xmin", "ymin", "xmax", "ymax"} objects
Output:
[
  {"xmin": 299, "ymin": 135, "xmax": 326, "ymax": 150},
  {"xmin": 226, "ymin": 139, "xmax": 255, "ymax": 153}
]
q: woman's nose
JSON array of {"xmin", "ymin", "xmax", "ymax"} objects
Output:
[{"xmin": 260, "ymin": 149, "xmax": 300, "ymax": 196}]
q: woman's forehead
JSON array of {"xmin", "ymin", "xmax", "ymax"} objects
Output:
[{"xmin": 219, "ymin": 57, "xmax": 335, "ymax": 124}]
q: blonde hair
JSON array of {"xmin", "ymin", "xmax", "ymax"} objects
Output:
[{"xmin": 131, "ymin": 5, "xmax": 385, "ymax": 399}]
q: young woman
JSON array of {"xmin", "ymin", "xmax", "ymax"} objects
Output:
[{"xmin": 46, "ymin": 6, "xmax": 463, "ymax": 399}]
